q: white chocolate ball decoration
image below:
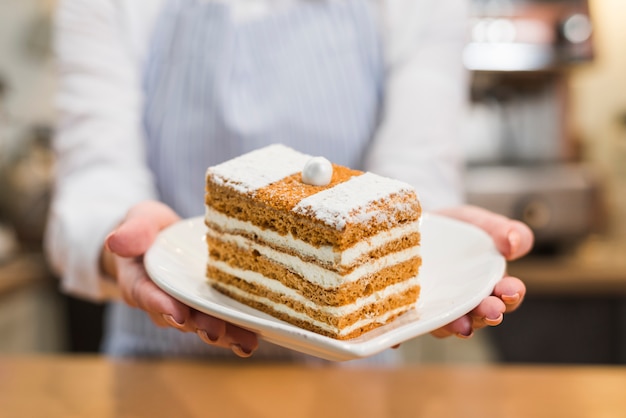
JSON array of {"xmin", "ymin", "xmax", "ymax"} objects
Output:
[{"xmin": 302, "ymin": 156, "xmax": 333, "ymax": 186}]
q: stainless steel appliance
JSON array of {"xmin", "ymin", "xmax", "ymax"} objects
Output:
[
  {"xmin": 465, "ymin": 163, "xmax": 603, "ymax": 249},
  {"xmin": 465, "ymin": 0, "xmax": 593, "ymax": 73}
]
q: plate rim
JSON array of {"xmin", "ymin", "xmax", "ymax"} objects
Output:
[{"xmin": 145, "ymin": 213, "xmax": 506, "ymax": 361}]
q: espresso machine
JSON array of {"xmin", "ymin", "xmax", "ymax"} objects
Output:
[{"xmin": 462, "ymin": 0, "xmax": 601, "ymax": 252}]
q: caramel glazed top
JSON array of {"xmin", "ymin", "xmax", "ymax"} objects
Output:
[{"xmin": 205, "ymin": 144, "xmax": 421, "ymax": 251}]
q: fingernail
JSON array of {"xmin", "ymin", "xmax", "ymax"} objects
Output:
[
  {"xmin": 455, "ymin": 329, "xmax": 474, "ymax": 339},
  {"xmin": 484, "ymin": 313, "xmax": 503, "ymax": 326},
  {"xmin": 230, "ymin": 343, "xmax": 253, "ymax": 358},
  {"xmin": 162, "ymin": 314, "xmax": 185, "ymax": 329},
  {"xmin": 502, "ymin": 293, "xmax": 520, "ymax": 304},
  {"xmin": 104, "ymin": 231, "xmax": 115, "ymax": 251},
  {"xmin": 197, "ymin": 329, "xmax": 219, "ymax": 344},
  {"xmin": 508, "ymin": 230, "xmax": 520, "ymax": 257}
]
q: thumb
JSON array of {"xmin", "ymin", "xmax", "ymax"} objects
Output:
[
  {"xmin": 106, "ymin": 201, "xmax": 181, "ymax": 257},
  {"xmin": 436, "ymin": 205, "xmax": 534, "ymax": 260}
]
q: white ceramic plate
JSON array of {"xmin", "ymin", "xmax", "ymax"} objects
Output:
[{"xmin": 145, "ymin": 213, "xmax": 505, "ymax": 362}]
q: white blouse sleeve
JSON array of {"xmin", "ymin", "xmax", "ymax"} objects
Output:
[
  {"xmin": 44, "ymin": 0, "xmax": 159, "ymax": 301},
  {"xmin": 365, "ymin": 0, "xmax": 469, "ymax": 211}
]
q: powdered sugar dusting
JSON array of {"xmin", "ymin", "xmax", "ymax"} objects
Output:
[
  {"xmin": 206, "ymin": 144, "xmax": 310, "ymax": 194},
  {"xmin": 293, "ymin": 172, "xmax": 416, "ymax": 230}
]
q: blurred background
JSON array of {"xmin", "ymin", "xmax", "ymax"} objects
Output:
[{"xmin": 1, "ymin": 0, "xmax": 625, "ymax": 364}]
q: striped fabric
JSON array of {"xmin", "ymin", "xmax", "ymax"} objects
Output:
[
  {"xmin": 143, "ymin": 0, "xmax": 383, "ymax": 218},
  {"xmin": 103, "ymin": 0, "xmax": 401, "ymax": 365}
]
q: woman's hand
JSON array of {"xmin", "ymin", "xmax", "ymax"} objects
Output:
[
  {"xmin": 429, "ymin": 205, "xmax": 534, "ymax": 339},
  {"xmin": 101, "ymin": 200, "xmax": 259, "ymax": 357}
]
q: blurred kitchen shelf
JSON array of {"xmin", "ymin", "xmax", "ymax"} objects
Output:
[
  {"xmin": 0, "ymin": 252, "xmax": 50, "ymax": 295},
  {"xmin": 509, "ymin": 235, "xmax": 626, "ymax": 296},
  {"xmin": 0, "ymin": 252, "xmax": 66, "ymax": 353}
]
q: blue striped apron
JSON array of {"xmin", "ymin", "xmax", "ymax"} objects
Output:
[{"xmin": 103, "ymin": 0, "xmax": 398, "ymax": 364}]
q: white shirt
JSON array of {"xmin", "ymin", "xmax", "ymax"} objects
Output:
[{"xmin": 46, "ymin": 0, "xmax": 468, "ymax": 302}]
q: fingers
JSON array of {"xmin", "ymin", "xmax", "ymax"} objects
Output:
[
  {"xmin": 431, "ymin": 296, "xmax": 504, "ymax": 338},
  {"xmin": 117, "ymin": 258, "xmax": 258, "ymax": 357},
  {"xmin": 504, "ymin": 220, "xmax": 535, "ymax": 261},
  {"xmin": 436, "ymin": 205, "xmax": 534, "ymax": 260},
  {"xmin": 429, "ymin": 206, "xmax": 532, "ymax": 341},
  {"xmin": 106, "ymin": 201, "xmax": 180, "ymax": 258},
  {"xmin": 117, "ymin": 256, "xmax": 192, "ymax": 324},
  {"xmin": 431, "ymin": 299, "xmax": 503, "ymax": 340},
  {"xmin": 107, "ymin": 201, "xmax": 258, "ymax": 357},
  {"xmin": 193, "ymin": 311, "xmax": 259, "ymax": 357},
  {"xmin": 469, "ymin": 295, "xmax": 506, "ymax": 329},
  {"xmin": 431, "ymin": 315, "xmax": 473, "ymax": 339},
  {"xmin": 492, "ymin": 275, "xmax": 526, "ymax": 313},
  {"xmin": 431, "ymin": 275, "xmax": 525, "ymax": 339}
]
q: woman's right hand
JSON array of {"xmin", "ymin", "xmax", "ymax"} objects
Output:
[{"xmin": 101, "ymin": 200, "xmax": 259, "ymax": 357}]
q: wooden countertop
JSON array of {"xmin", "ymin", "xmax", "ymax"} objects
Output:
[{"xmin": 2, "ymin": 355, "xmax": 626, "ymax": 418}]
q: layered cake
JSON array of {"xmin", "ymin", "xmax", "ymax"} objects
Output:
[{"xmin": 204, "ymin": 144, "xmax": 422, "ymax": 340}]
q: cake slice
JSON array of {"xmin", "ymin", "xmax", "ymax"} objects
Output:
[{"xmin": 204, "ymin": 144, "xmax": 422, "ymax": 340}]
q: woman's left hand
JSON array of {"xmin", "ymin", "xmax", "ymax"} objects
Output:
[{"xmin": 430, "ymin": 205, "xmax": 534, "ymax": 339}]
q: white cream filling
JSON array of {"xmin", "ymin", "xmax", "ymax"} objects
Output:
[
  {"xmin": 208, "ymin": 260, "xmax": 419, "ymax": 316},
  {"xmin": 205, "ymin": 206, "xmax": 420, "ymax": 267},
  {"xmin": 209, "ymin": 268, "xmax": 418, "ymax": 336},
  {"xmin": 215, "ymin": 280, "xmax": 413, "ymax": 336},
  {"xmin": 208, "ymin": 227, "xmax": 420, "ymax": 288}
]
